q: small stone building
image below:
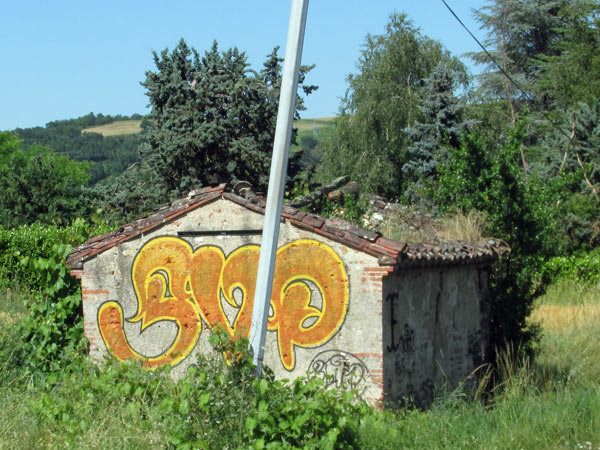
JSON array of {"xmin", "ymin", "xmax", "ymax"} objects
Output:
[{"xmin": 67, "ymin": 184, "xmax": 504, "ymax": 406}]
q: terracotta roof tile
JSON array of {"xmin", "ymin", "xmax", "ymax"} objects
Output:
[
  {"xmin": 376, "ymin": 237, "xmax": 406, "ymax": 253},
  {"xmin": 66, "ymin": 185, "xmax": 226, "ymax": 270},
  {"xmin": 301, "ymin": 214, "xmax": 325, "ymax": 229},
  {"xmin": 67, "ymin": 184, "xmax": 508, "ymax": 272}
]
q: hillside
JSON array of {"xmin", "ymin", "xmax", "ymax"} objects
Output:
[
  {"xmin": 79, "ymin": 116, "xmax": 337, "ymax": 175},
  {"xmin": 15, "ymin": 113, "xmax": 142, "ymax": 184},
  {"xmin": 81, "ymin": 117, "xmax": 335, "ymax": 138},
  {"xmin": 81, "ymin": 120, "xmax": 142, "ymax": 136}
]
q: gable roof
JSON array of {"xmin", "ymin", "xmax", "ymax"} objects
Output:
[{"xmin": 66, "ymin": 184, "xmax": 507, "ymax": 271}]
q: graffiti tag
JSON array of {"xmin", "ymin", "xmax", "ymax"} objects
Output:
[
  {"xmin": 394, "ymin": 323, "xmax": 416, "ymax": 379},
  {"xmin": 98, "ymin": 237, "xmax": 349, "ymax": 371},
  {"xmin": 386, "ymin": 292, "xmax": 399, "ymax": 352},
  {"xmin": 308, "ymin": 350, "xmax": 369, "ymax": 393}
]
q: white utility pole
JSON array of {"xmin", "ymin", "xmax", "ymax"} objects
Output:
[{"xmin": 248, "ymin": 0, "xmax": 309, "ymax": 376}]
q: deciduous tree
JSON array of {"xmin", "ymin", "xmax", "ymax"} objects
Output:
[
  {"xmin": 318, "ymin": 13, "xmax": 466, "ymax": 199},
  {"xmin": 0, "ymin": 133, "xmax": 90, "ymax": 227}
]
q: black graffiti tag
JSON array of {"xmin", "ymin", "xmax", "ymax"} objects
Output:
[{"xmin": 386, "ymin": 292, "xmax": 399, "ymax": 352}]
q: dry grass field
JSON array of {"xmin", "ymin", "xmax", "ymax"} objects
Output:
[
  {"xmin": 293, "ymin": 117, "xmax": 336, "ymax": 132},
  {"xmin": 531, "ymin": 303, "xmax": 600, "ymax": 333},
  {"xmin": 81, "ymin": 120, "xmax": 142, "ymax": 136},
  {"xmin": 530, "ymin": 280, "xmax": 600, "ymax": 332},
  {"xmin": 81, "ymin": 117, "xmax": 335, "ymax": 138}
]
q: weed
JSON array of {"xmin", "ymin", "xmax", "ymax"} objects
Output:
[{"xmin": 437, "ymin": 210, "xmax": 489, "ymax": 243}]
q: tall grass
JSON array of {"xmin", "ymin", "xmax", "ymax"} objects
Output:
[
  {"xmin": 357, "ymin": 279, "xmax": 600, "ymax": 449},
  {"xmin": 1, "ymin": 279, "xmax": 599, "ymax": 449},
  {"xmin": 437, "ymin": 210, "xmax": 489, "ymax": 243}
]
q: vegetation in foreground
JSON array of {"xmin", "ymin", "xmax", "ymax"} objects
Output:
[
  {"xmin": 0, "ymin": 225, "xmax": 599, "ymax": 448},
  {"xmin": 0, "ymin": 281, "xmax": 598, "ymax": 449}
]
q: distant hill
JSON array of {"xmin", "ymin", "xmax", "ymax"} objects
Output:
[
  {"xmin": 293, "ymin": 117, "xmax": 336, "ymax": 132},
  {"xmin": 17, "ymin": 114, "xmax": 336, "ymax": 185},
  {"xmin": 292, "ymin": 117, "xmax": 336, "ymax": 170},
  {"xmin": 15, "ymin": 113, "xmax": 143, "ymax": 185}
]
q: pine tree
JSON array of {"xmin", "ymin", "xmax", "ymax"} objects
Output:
[
  {"xmin": 469, "ymin": 0, "xmax": 564, "ymax": 115},
  {"xmin": 141, "ymin": 39, "xmax": 315, "ymax": 196},
  {"xmin": 403, "ymin": 64, "xmax": 469, "ymax": 190},
  {"xmin": 537, "ymin": 0, "xmax": 600, "ymax": 109}
]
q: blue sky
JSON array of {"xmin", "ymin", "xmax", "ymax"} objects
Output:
[{"xmin": 1, "ymin": 1, "xmax": 488, "ymax": 131}]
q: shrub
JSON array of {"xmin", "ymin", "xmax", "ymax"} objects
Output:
[
  {"xmin": 13, "ymin": 326, "xmax": 368, "ymax": 449},
  {"xmin": 540, "ymin": 248, "xmax": 600, "ymax": 286},
  {"xmin": 433, "ymin": 123, "xmax": 558, "ymax": 358},
  {"xmin": 0, "ymin": 244, "xmax": 86, "ymax": 374},
  {"xmin": 0, "ymin": 219, "xmax": 111, "ymax": 292}
]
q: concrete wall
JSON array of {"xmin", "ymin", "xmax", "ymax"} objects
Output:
[
  {"xmin": 382, "ymin": 266, "xmax": 490, "ymax": 407},
  {"xmin": 80, "ymin": 198, "xmax": 386, "ymax": 403}
]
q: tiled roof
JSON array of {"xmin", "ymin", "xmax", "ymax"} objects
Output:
[{"xmin": 67, "ymin": 185, "xmax": 508, "ymax": 271}]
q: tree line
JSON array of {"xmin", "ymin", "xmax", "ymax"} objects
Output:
[{"xmin": 14, "ymin": 112, "xmax": 142, "ymax": 184}]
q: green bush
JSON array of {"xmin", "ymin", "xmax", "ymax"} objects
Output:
[
  {"xmin": 0, "ymin": 218, "xmax": 111, "ymax": 292},
  {"xmin": 540, "ymin": 248, "xmax": 600, "ymax": 286},
  {"xmin": 3, "ymin": 323, "xmax": 368, "ymax": 449},
  {"xmin": 0, "ymin": 244, "xmax": 87, "ymax": 374},
  {"xmin": 432, "ymin": 124, "xmax": 555, "ymax": 357}
]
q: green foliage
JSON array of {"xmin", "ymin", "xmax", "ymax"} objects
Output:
[
  {"xmin": 432, "ymin": 132, "xmax": 494, "ymax": 211},
  {"xmin": 319, "ymin": 12, "xmax": 467, "ymax": 199},
  {"xmin": 552, "ymin": 180, "xmax": 600, "ymax": 251},
  {"xmin": 15, "ymin": 112, "xmax": 143, "ymax": 184},
  {"xmin": 19, "ymin": 245, "xmax": 86, "ymax": 372},
  {"xmin": 0, "ymin": 318, "xmax": 367, "ymax": 449},
  {"xmin": 90, "ymin": 159, "xmax": 168, "ymax": 225},
  {"xmin": 141, "ymin": 39, "xmax": 315, "ymax": 197},
  {"xmin": 0, "ymin": 134, "xmax": 91, "ymax": 227},
  {"xmin": 0, "ymin": 244, "xmax": 86, "ymax": 374},
  {"xmin": 540, "ymin": 248, "xmax": 600, "ymax": 286},
  {"xmin": 403, "ymin": 63, "xmax": 470, "ymax": 199},
  {"xmin": 537, "ymin": 0, "xmax": 600, "ymax": 109},
  {"xmin": 543, "ymin": 99, "xmax": 600, "ymax": 189},
  {"xmin": 246, "ymin": 377, "xmax": 367, "ymax": 449},
  {"xmin": 0, "ymin": 219, "xmax": 111, "ymax": 292},
  {"xmin": 433, "ymin": 122, "xmax": 557, "ymax": 355},
  {"xmin": 469, "ymin": 0, "xmax": 563, "ymax": 110},
  {"xmin": 0, "ymin": 220, "xmax": 107, "ymax": 373},
  {"xmin": 2, "ymin": 278, "xmax": 599, "ymax": 448},
  {"xmin": 93, "ymin": 39, "xmax": 317, "ymax": 224},
  {"xmin": 204, "ymin": 328, "xmax": 368, "ymax": 449},
  {"xmin": 0, "ymin": 130, "xmax": 21, "ymax": 166}
]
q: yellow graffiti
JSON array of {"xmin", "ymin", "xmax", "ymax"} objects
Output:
[
  {"xmin": 98, "ymin": 237, "xmax": 349, "ymax": 371},
  {"xmin": 269, "ymin": 241, "xmax": 349, "ymax": 370},
  {"xmin": 99, "ymin": 237, "xmax": 203, "ymax": 368}
]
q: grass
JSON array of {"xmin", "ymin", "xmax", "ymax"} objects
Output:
[
  {"xmin": 81, "ymin": 120, "xmax": 142, "ymax": 137},
  {"xmin": 437, "ymin": 210, "xmax": 489, "ymax": 243},
  {"xmin": 0, "ymin": 288, "xmax": 28, "ymax": 327},
  {"xmin": 378, "ymin": 207, "xmax": 479, "ymax": 244},
  {"xmin": 293, "ymin": 117, "xmax": 336, "ymax": 132},
  {"xmin": 1, "ymin": 278, "xmax": 599, "ymax": 448},
  {"xmin": 81, "ymin": 117, "xmax": 336, "ymax": 138},
  {"xmin": 531, "ymin": 280, "xmax": 600, "ymax": 385},
  {"xmin": 356, "ymin": 279, "xmax": 600, "ymax": 449},
  {"xmin": 378, "ymin": 209, "xmax": 490, "ymax": 244}
]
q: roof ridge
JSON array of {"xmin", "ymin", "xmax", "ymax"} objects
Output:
[{"xmin": 67, "ymin": 185, "xmax": 507, "ymax": 271}]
